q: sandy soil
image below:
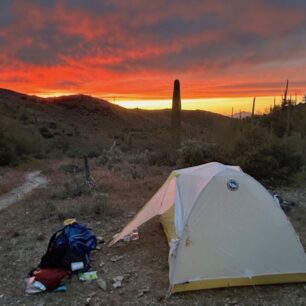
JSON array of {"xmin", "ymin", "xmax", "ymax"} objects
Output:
[{"xmin": 0, "ymin": 161, "xmax": 306, "ymax": 306}]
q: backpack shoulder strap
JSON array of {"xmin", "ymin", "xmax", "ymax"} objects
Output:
[{"xmin": 46, "ymin": 228, "xmax": 65, "ymax": 253}]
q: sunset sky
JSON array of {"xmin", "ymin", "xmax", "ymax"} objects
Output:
[{"xmin": 0, "ymin": 0, "xmax": 306, "ymax": 115}]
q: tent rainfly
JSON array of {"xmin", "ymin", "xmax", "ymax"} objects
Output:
[{"xmin": 109, "ymin": 162, "xmax": 306, "ymax": 293}]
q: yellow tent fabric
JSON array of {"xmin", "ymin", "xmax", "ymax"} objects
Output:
[{"xmin": 160, "ymin": 206, "xmax": 306, "ymax": 292}]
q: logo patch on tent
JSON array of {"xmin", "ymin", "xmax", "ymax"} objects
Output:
[{"xmin": 227, "ymin": 179, "xmax": 239, "ymax": 191}]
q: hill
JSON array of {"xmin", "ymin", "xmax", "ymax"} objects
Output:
[
  {"xmin": 0, "ymin": 88, "xmax": 229, "ymax": 162},
  {"xmin": 1, "ymin": 88, "xmax": 305, "ymax": 186}
]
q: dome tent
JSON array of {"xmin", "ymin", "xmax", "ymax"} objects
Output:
[{"xmin": 110, "ymin": 162, "xmax": 306, "ymax": 293}]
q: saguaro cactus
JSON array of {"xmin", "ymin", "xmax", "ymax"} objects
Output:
[
  {"xmin": 171, "ymin": 79, "xmax": 182, "ymax": 147},
  {"xmin": 282, "ymin": 80, "xmax": 289, "ymax": 108},
  {"xmin": 251, "ymin": 97, "xmax": 256, "ymax": 118}
]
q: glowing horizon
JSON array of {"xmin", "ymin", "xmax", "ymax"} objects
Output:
[
  {"xmin": 115, "ymin": 96, "xmax": 285, "ymax": 115},
  {"xmin": 29, "ymin": 89, "xmax": 303, "ymax": 116}
]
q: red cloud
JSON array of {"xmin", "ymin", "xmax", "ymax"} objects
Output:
[{"xmin": 0, "ymin": 0, "xmax": 306, "ymax": 103}]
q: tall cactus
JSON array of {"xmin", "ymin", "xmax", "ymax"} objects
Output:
[
  {"xmin": 171, "ymin": 79, "xmax": 181, "ymax": 148},
  {"xmin": 282, "ymin": 80, "xmax": 289, "ymax": 108},
  {"xmin": 251, "ymin": 97, "xmax": 256, "ymax": 125},
  {"xmin": 251, "ymin": 97, "xmax": 256, "ymax": 117}
]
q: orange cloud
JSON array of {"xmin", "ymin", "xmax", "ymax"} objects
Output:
[{"xmin": 0, "ymin": 0, "xmax": 306, "ymax": 113}]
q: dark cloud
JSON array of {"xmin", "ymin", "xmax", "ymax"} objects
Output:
[
  {"xmin": 31, "ymin": 0, "xmax": 57, "ymax": 7},
  {"xmin": 15, "ymin": 26, "xmax": 85, "ymax": 65},
  {"xmin": 141, "ymin": 15, "xmax": 225, "ymax": 43},
  {"xmin": 63, "ymin": 0, "xmax": 116, "ymax": 14},
  {"xmin": 0, "ymin": 0, "xmax": 14, "ymax": 27}
]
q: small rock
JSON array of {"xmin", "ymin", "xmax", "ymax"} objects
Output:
[
  {"xmin": 85, "ymin": 297, "xmax": 91, "ymax": 305},
  {"xmin": 112, "ymin": 276, "xmax": 124, "ymax": 289},
  {"xmin": 96, "ymin": 246, "xmax": 102, "ymax": 251},
  {"xmin": 113, "ymin": 281, "xmax": 122, "ymax": 289},
  {"xmin": 99, "ymin": 260, "xmax": 105, "ymax": 267},
  {"xmin": 97, "ymin": 278, "xmax": 107, "ymax": 291},
  {"xmin": 12, "ymin": 231, "xmax": 20, "ymax": 238},
  {"xmin": 137, "ymin": 288, "xmax": 150, "ymax": 298},
  {"xmin": 97, "ymin": 236, "xmax": 105, "ymax": 244},
  {"xmin": 37, "ymin": 233, "xmax": 45, "ymax": 241},
  {"xmin": 110, "ymin": 255, "xmax": 123, "ymax": 262},
  {"xmin": 113, "ymin": 276, "xmax": 124, "ymax": 282},
  {"xmin": 0, "ymin": 294, "xmax": 3, "ymax": 298}
]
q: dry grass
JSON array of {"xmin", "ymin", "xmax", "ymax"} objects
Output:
[
  {"xmin": 0, "ymin": 168, "xmax": 26, "ymax": 195},
  {"xmin": 1, "ymin": 160, "xmax": 306, "ymax": 305}
]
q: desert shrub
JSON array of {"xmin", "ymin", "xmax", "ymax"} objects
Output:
[
  {"xmin": 54, "ymin": 190, "xmax": 114, "ymax": 219},
  {"xmin": 39, "ymin": 126, "xmax": 54, "ymax": 138},
  {"xmin": 11, "ymin": 129, "xmax": 42, "ymax": 158},
  {"xmin": 96, "ymin": 142, "xmax": 122, "ymax": 169},
  {"xmin": 60, "ymin": 163, "xmax": 83, "ymax": 174},
  {"xmin": 50, "ymin": 137, "xmax": 71, "ymax": 158},
  {"xmin": 93, "ymin": 192, "xmax": 108, "ymax": 214},
  {"xmin": 0, "ymin": 140, "xmax": 16, "ymax": 166},
  {"xmin": 0, "ymin": 119, "xmax": 43, "ymax": 165},
  {"xmin": 230, "ymin": 127, "xmax": 304, "ymax": 184},
  {"xmin": 52, "ymin": 175, "xmax": 92, "ymax": 200},
  {"xmin": 292, "ymin": 168, "xmax": 306, "ymax": 187},
  {"xmin": 177, "ymin": 139, "xmax": 216, "ymax": 167},
  {"xmin": 127, "ymin": 149, "xmax": 149, "ymax": 165},
  {"xmin": 148, "ymin": 147, "xmax": 177, "ymax": 166},
  {"xmin": 80, "ymin": 192, "xmax": 109, "ymax": 216}
]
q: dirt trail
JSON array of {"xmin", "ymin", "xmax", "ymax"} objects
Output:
[{"xmin": 0, "ymin": 170, "xmax": 47, "ymax": 210}]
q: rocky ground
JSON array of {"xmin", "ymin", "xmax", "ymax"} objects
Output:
[{"xmin": 0, "ymin": 160, "xmax": 306, "ymax": 306}]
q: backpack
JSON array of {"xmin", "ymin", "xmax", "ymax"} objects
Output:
[{"xmin": 39, "ymin": 222, "xmax": 97, "ymax": 271}]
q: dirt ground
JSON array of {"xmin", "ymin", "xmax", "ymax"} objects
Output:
[{"xmin": 0, "ymin": 160, "xmax": 306, "ymax": 306}]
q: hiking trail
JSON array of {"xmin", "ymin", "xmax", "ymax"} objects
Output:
[{"xmin": 0, "ymin": 171, "xmax": 48, "ymax": 210}]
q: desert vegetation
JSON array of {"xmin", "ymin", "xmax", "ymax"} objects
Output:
[
  {"xmin": 1, "ymin": 87, "xmax": 306, "ymax": 305},
  {"xmin": 0, "ymin": 88, "xmax": 305, "ymax": 186}
]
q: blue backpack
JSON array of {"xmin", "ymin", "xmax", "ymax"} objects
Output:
[{"xmin": 39, "ymin": 223, "xmax": 97, "ymax": 272}]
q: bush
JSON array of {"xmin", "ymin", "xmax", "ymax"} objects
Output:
[
  {"xmin": 148, "ymin": 149, "xmax": 176, "ymax": 166},
  {"xmin": 0, "ymin": 127, "xmax": 17, "ymax": 166},
  {"xmin": 52, "ymin": 175, "xmax": 92, "ymax": 200},
  {"xmin": 0, "ymin": 141, "xmax": 17, "ymax": 166},
  {"xmin": 177, "ymin": 139, "xmax": 216, "ymax": 167},
  {"xmin": 127, "ymin": 150, "xmax": 149, "ymax": 165},
  {"xmin": 0, "ymin": 120, "xmax": 43, "ymax": 165},
  {"xmin": 96, "ymin": 142, "xmax": 122, "ymax": 170},
  {"xmin": 11, "ymin": 129, "xmax": 42, "ymax": 158},
  {"xmin": 231, "ymin": 127, "xmax": 304, "ymax": 184},
  {"xmin": 79, "ymin": 192, "xmax": 108, "ymax": 215}
]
